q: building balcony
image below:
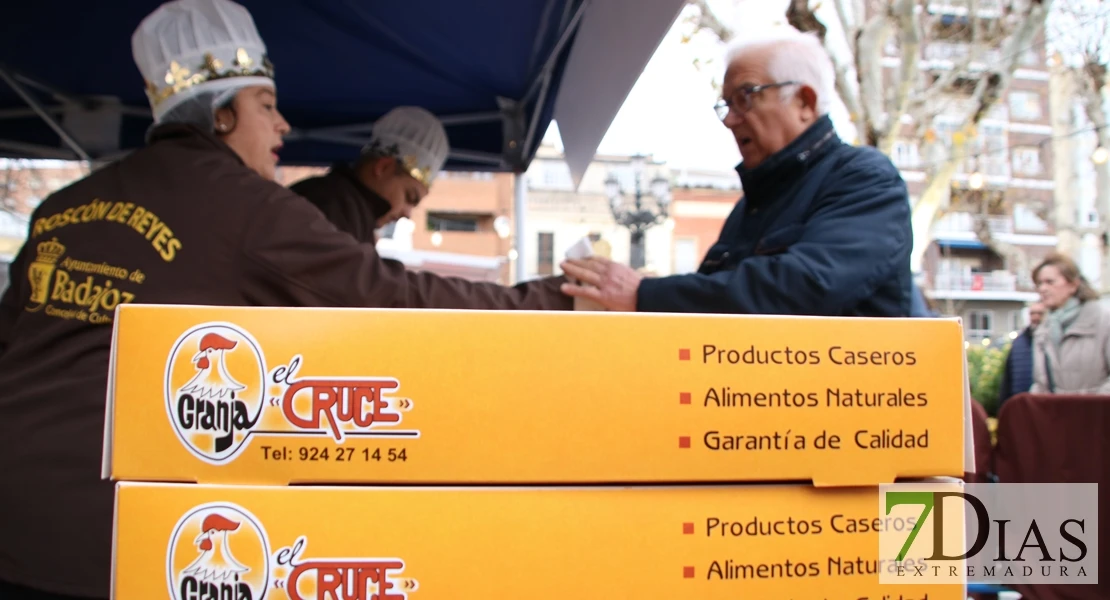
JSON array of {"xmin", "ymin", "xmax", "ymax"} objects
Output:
[
  {"xmin": 923, "ymin": 42, "xmax": 1003, "ymax": 65},
  {"xmin": 928, "ymin": 270, "xmax": 1039, "ymax": 303},
  {"xmin": 933, "ymin": 212, "xmax": 1013, "ymax": 235},
  {"xmin": 927, "ymin": 0, "xmax": 1003, "ymax": 17},
  {"xmin": 935, "ymin": 271, "xmax": 1015, "ymax": 292}
]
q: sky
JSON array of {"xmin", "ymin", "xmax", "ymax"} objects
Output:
[{"xmin": 542, "ymin": 0, "xmax": 858, "ymax": 173}]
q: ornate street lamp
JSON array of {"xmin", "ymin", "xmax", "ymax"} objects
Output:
[{"xmin": 605, "ymin": 154, "xmax": 671, "ymax": 270}]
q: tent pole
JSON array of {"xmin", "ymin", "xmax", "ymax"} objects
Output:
[
  {"xmin": 522, "ymin": 71, "xmax": 553, "ymax": 156},
  {"xmin": 526, "ymin": 0, "xmax": 561, "ymax": 77},
  {"xmin": 514, "ymin": 172, "xmax": 527, "ymax": 283},
  {"xmin": 0, "ymin": 68, "xmax": 89, "ymax": 161},
  {"xmin": 0, "ymin": 139, "xmax": 75, "ymax": 159},
  {"xmin": 521, "ymin": 0, "xmax": 590, "ymax": 106}
]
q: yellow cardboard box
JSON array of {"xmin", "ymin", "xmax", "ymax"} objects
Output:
[
  {"xmin": 112, "ymin": 481, "xmax": 967, "ymax": 599},
  {"xmin": 102, "ymin": 305, "xmax": 974, "ymax": 486}
]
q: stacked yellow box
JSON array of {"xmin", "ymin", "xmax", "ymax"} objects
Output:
[{"xmin": 102, "ymin": 305, "xmax": 973, "ymax": 598}]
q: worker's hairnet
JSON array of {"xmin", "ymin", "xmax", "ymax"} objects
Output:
[{"xmin": 147, "ymin": 88, "xmax": 237, "ymax": 141}]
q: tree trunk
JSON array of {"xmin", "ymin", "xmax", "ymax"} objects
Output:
[
  {"xmin": 1050, "ymin": 64, "xmax": 1082, "ymax": 257},
  {"xmin": 908, "ymin": 0, "xmax": 1053, "ymax": 271},
  {"xmin": 910, "ymin": 161, "xmax": 957, "ymax": 273},
  {"xmin": 1088, "ymin": 91, "xmax": 1110, "ymax": 295}
]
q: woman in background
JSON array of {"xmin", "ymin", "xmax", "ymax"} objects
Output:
[{"xmin": 1029, "ymin": 253, "xmax": 1110, "ymax": 395}]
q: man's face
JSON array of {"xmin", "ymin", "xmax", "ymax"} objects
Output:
[
  {"xmin": 720, "ymin": 49, "xmax": 816, "ymax": 169},
  {"xmin": 1028, "ymin": 303, "xmax": 1046, "ymax": 328},
  {"xmin": 363, "ymin": 157, "xmax": 430, "ymax": 228}
]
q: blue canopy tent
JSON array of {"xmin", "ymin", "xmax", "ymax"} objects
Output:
[{"xmin": 0, "ymin": 0, "xmax": 686, "ymax": 277}]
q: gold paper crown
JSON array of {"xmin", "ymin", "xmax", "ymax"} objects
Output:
[
  {"xmin": 144, "ymin": 48, "xmax": 274, "ymax": 109},
  {"xmin": 36, "ymin": 237, "xmax": 65, "ymax": 264},
  {"xmin": 400, "ymin": 155, "xmax": 435, "ymax": 189}
]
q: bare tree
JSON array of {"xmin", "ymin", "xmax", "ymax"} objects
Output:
[
  {"xmin": 682, "ymin": 0, "xmax": 1053, "ymax": 272},
  {"xmin": 1048, "ymin": 0, "xmax": 1109, "ymax": 291}
]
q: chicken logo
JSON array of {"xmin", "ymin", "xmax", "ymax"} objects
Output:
[
  {"xmin": 167, "ymin": 502, "xmax": 271, "ymax": 600},
  {"xmin": 165, "ymin": 323, "xmax": 267, "ymax": 463}
]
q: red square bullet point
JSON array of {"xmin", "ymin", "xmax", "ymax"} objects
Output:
[
  {"xmin": 683, "ymin": 566, "xmax": 695, "ymax": 579},
  {"xmin": 678, "ymin": 436, "xmax": 691, "ymax": 449},
  {"xmin": 678, "ymin": 348, "xmax": 691, "ymax": 361},
  {"xmin": 679, "ymin": 392, "xmax": 691, "ymax": 405},
  {"xmin": 683, "ymin": 522, "xmax": 695, "ymax": 535}
]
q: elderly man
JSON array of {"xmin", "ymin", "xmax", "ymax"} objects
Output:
[
  {"xmin": 561, "ymin": 30, "xmax": 913, "ymax": 316},
  {"xmin": 999, "ymin": 301, "xmax": 1045, "ymax": 406}
]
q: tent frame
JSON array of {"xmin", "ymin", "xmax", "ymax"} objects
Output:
[{"xmin": 0, "ymin": 0, "xmax": 588, "ymax": 173}]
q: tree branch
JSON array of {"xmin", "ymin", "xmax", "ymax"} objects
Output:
[
  {"xmin": 918, "ymin": 0, "xmax": 994, "ymax": 114},
  {"xmin": 785, "ymin": 0, "xmax": 866, "ymax": 141},
  {"xmin": 855, "ymin": 11, "xmax": 892, "ymax": 146},
  {"xmin": 910, "ymin": 0, "xmax": 1053, "ymax": 270},
  {"xmin": 852, "ymin": 0, "xmax": 867, "ymax": 31},
  {"xmin": 687, "ymin": 0, "xmax": 734, "ymax": 43},
  {"xmin": 970, "ymin": 0, "xmax": 983, "ymax": 51},
  {"xmin": 834, "ymin": 0, "xmax": 856, "ymax": 38},
  {"xmin": 786, "ymin": 0, "xmax": 828, "ymax": 43},
  {"xmin": 971, "ymin": 0, "xmax": 1050, "ymax": 123},
  {"xmin": 881, "ymin": 0, "xmax": 922, "ymax": 154}
]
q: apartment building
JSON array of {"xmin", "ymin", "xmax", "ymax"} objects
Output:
[
  {"xmin": 885, "ymin": 0, "xmax": 1057, "ymax": 343},
  {"xmin": 523, "ymin": 143, "xmax": 674, "ymax": 279},
  {"xmin": 0, "ymin": 159, "xmax": 87, "ymax": 294},
  {"xmin": 1051, "ymin": 74, "xmax": 1109, "ymax": 292},
  {"xmin": 668, "ymin": 168, "xmax": 740, "ymax": 274}
]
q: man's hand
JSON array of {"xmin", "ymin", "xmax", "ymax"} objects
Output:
[{"xmin": 559, "ymin": 257, "xmax": 644, "ymax": 312}]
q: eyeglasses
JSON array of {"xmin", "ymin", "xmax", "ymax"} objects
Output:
[{"xmin": 713, "ymin": 81, "xmax": 799, "ymax": 120}]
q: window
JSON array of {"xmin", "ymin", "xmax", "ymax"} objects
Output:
[
  {"xmin": 1012, "ymin": 146, "xmax": 1042, "ymax": 176},
  {"xmin": 1009, "ymin": 91, "xmax": 1042, "ymax": 121},
  {"xmin": 884, "ymin": 37, "xmax": 900, "ymax": 56},
  {"xmin": 891, "ymin": 141, "xmax": 921, "ymax": 169},
  {"xmin": 427, "ymin": 213, "xmax": 479, "ymax": 232},
  {"xmin": 1013, "ymin": 202, "xmax": 1049, "ymax": 233},
  {"xmin": 967, "ymin": 309, "xmax": 994, "ymax": 341},
  {"xmin": 673, "ymin": 238, "xmax": 699, "ymax": 274},
  {"xmin": 540, "ymin": 163, "xmax": 572, "ymax": 190},
  {"xmin": 965, "ymin": 123, "xmax": 1009, "ymax": 177},
  {"xmin": 931, "ymin": 15, "xmax": 973, "ymax": 43},
  {"xmin": 537, "ymin": 232, "xmax": 554, "ymax": 276},
  {"xmin": 1019, "ymin": 48, "xmax": 1042, "ymax": 68}
]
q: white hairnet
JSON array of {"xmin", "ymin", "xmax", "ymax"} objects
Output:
[{"xmin": 147, "ymin": 88, "xmax": 236, "ymax": 141}]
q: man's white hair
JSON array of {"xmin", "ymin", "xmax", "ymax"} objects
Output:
[{"xmin": 724, "ymin": 28, "xmax": 836, "ymax": 116}]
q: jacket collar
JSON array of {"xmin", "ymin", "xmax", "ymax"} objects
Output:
[
  {"xmin": 735, "ymin": 115, "xmax": 841, "ymax": 204},
  {"xmin": 148, "ymin": 124, "xmax": 394, "ymax": 221},
  {"xmin": 147, "ymin": 123, "xmax": 245, "ymax": 165},
  {"xmin": 327, "ymin": 161, "xmax": 393, "ymax": 221},
  {"xmin": 1065, "ymin": 300, "xmax": 1103, "ymax": 337},
  {"xmin": 1035, "ymin": 300, "xmax": 1102, "ymax": 342}
]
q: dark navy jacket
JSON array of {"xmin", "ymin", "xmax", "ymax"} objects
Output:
[
  {"xmin": 637, "ymin": 116, "xmax": 913, "ymax": 317},
  {"xmin": 999, "ymin": 326, "xmax": 1035, "ymax": 406}
]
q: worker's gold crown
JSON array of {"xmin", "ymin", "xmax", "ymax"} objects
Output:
[{"xmin": 144, "ymin": 48, "xmax": 274, "ymax": 110}]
